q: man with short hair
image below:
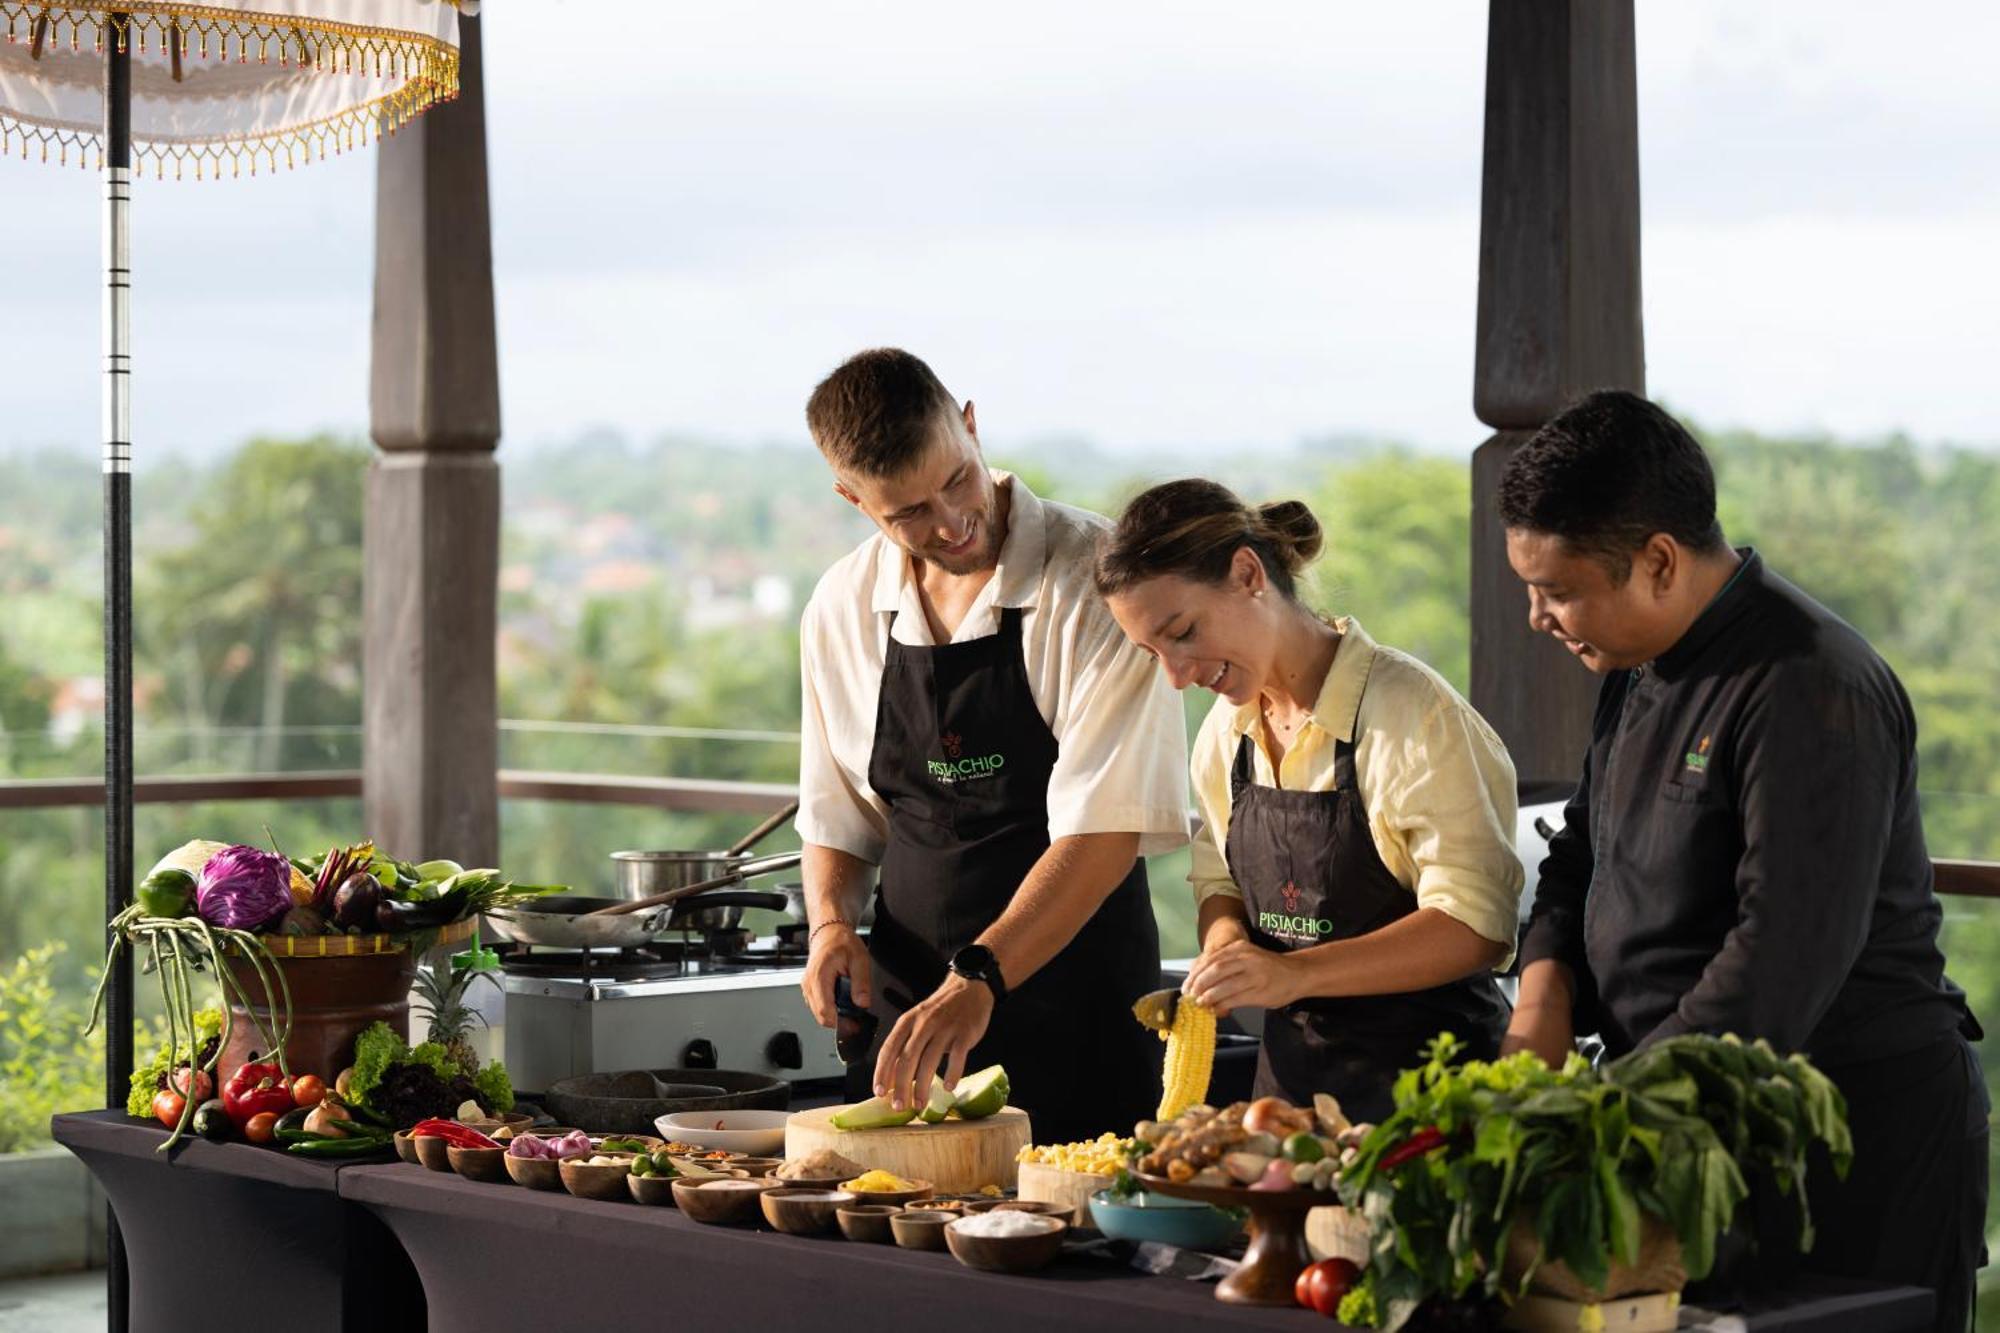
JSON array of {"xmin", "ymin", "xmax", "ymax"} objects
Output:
[
  {"xmin": 794, "ymin": 348, "xmax": 1189, "ymax": 1141},
  {"xmin": 1500, "ymin": 389, "xmax": 1986, "ymax": 1326}
]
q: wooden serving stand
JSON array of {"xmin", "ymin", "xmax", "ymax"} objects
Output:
[{"xmin": 1132, "ymin": 1171, "xmax": 1325, "ymax": 1306}]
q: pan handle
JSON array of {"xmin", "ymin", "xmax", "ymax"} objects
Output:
[{"xmin": 726, "ymin": 800, "xmax": 800, "ymax": 856}]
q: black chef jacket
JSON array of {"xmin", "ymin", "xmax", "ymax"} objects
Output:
[{"xmin": 1518, "ymin": 548, "xmax": 1976, "ymax": 1067}]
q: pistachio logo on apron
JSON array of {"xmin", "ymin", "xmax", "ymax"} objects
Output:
[
  {"xmin": 1257, "ymin": 879, "xmax": 1335, "ymax": 943},
  {"xmin": 927, "ymin": 730, "xmax": 1007, "ymax": 785}
]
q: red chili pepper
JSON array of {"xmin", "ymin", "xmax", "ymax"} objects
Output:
[
  {"xmin": 222, "ymin": 1059, "xmax": 296, "ymax": 1127},
  {"xmin": 1377, "ymin": 1125, "xmax": 1448, "ymax": 1171},
  {"xmin": 409, "ymin": 1119, "xmax": 500, "ymax": 1150}
]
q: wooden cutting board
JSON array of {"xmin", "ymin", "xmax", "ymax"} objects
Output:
[{"xmin": 785, "ymin": 1105, "xmax": 1032, "ymax": 1194}]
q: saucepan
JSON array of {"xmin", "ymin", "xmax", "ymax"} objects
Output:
[
  {"xmin": 487, "ymin": 850, "xmax": 803, "ymax": 949},
  {"xmin": 610, "ymin": 800, "xmax": 801, "ymax": 930}
]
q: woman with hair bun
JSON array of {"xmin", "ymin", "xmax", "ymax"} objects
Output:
[{"xmin": 1096, "ymin": 479, "xmax": 1524, "ymax": 1119}]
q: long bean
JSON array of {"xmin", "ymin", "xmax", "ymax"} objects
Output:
[
  {"xmin": 160, "ymin": 933, "xmax": 199, "ymax": 1147},
  {"xmin": 224, "ymin": 927, "xmax": 292, "ymax": 1077},
  {"xmin": 187, "ymin": 917, "xmax": 234, "ymax": 1081},
  {"xmin": 146, "ymin": 932, "xmax": 181, "ymax": 1150}
]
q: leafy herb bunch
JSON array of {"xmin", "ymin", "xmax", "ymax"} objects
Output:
[{"xmin": 1334, "ymin": 1033, "xmax": 1852, "ymax": 1330}]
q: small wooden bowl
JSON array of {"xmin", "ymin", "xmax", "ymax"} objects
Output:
[
  {"xmin": 671, "ymin": 1176, "xmax": 777, "ymax": 1225},
  {"xmin": 447, "ymin": 1144, "xmax": 510, "ymax": 1183},
  {"xmin": 731, "ymin": 1155, "xmax": 783, "ymax": 1177},
  {"xmin": 412, "ymin": 1134, "xmax": 455, "ymax": 1172},
  {"xmin": 560, "ymin": 1155, "xmax": 637, "ymax": 1202},
  {"xmin": 761, "ymin": 1188, "xmax": 856, "ymax": 1236},
  {"xmin": 966, "ymin": 1198, "xmax": 1075, "ymax": 1225},
  {"xmin": 766, "ymin": 1173, "xmax": 847, "ymax": 1192},
  {"xmin": 627, "ymin": 1172, "xmax": 680, "ymax": 1206},
  {"xmin": 503, "ymin": 1154, "xmax": 565, "ymax": 1192},
  {"xmin": 836, "ymin": 1203, "xmax": 900, "ymax": 1244},
  {"xmin": 839, "ymin": 1177, "xmax": 934, "ymax": 1208},
  {"xmin": 392, "ymin": 1130, "xmax": 421, "ymax": 1165},
  {"xmin": 459, "ymin": 1113, "xmax": 535, "ymax": 1138},
  {"xmin": 890, "ymin": 1209, "xmax": 955, "ymax": 1252},
  {"xmin": 668, "ymin": 1149, "xmax": 746, "ymax": 1169},
  {"xmin": 946, "ymin": 1214, "xmax": 1068, "ymax": 1274}
]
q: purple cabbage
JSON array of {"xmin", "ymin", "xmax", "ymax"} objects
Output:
[{"xmin": 195, "ymin": 844, "xmax": 294, "ymax": 931}]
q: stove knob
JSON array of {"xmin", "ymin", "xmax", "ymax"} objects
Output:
[
  {"xmin": 766, "ymin": 1031, "xmax": 804, "ymax": 1070},
  {"xmin": 682, "ymin": 1038, "xmax": 717, "ymax": 1070}
]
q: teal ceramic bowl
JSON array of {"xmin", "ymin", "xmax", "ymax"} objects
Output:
[{"xmin": 1087, "ymin": 1189, "xmax": 1246, "ymax": 1250}]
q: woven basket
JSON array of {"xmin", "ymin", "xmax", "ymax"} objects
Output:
[
  {"xmin": 1502, "ymin": 1214, "xmax": 1687, "ymax": 1302},
  {"xmin": 258, "ymin": 915, "xmax": 478, "ymax": 958}
]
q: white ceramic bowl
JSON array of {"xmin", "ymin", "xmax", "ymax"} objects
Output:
[{"xmin": 653, "ymin": 1109, "xmax": 789, "ymax": 1156}]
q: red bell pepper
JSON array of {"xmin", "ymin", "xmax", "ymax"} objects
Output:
[
  {"xmin": 409, "ymin": 1119, "xmax": 500, "ymax": 1150},
  {"xmin": 223, "ymin": 1058, "xmax": 296, "ymax": 1127}
]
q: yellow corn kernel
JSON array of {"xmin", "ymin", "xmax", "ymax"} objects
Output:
[{"xmin": 1155, "ymin": 997, "xmax": 1217, "ymax": 1121}]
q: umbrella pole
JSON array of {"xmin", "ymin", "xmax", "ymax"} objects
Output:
[{"xmin": 102, "ymin": 18, "xmax": 134, "ymax": 1333}]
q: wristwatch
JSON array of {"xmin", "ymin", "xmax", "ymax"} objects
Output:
[{"xmin": 948, "ymin": 944, "xmax": 1007, "ymax": 1005}]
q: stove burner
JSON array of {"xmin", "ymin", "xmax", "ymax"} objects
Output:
[{"xmin": 497, "ymin": 927, "xmax": 809, "ymax": 980}]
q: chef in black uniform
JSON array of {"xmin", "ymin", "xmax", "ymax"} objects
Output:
[
  {"xmin": 1499, "ymin": 390, "xmax": 1986, "ymax": 1328},
  {"xmin": 1096, "ymin": 479, "xmax": 1525, "ymax": 1124},
  {"xmin": 793, "ymin": 349, "xmax": 1189, "ymax": 1143}
]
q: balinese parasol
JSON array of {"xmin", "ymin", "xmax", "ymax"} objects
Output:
[{"xmin": 0, "ymin": 4, "xmax": 470, "ymax": 1325}]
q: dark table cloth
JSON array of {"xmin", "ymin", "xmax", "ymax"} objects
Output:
[
  {"xmin": 51, "ymin": 1110, "xmax": 425, "ymax": 1333},
  {"xmin": 336, "ymin": 1163, "xmax": 1936, "ymax": 1333}
]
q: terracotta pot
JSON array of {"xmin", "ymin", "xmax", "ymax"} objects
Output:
[
  {"xmin": 218, "ymin": 946, "xmax": 418, "ymax": 1082},
  {"xmin": 1502, "ymin": 1213, "xmax": 1687, "ymax": 1302}
]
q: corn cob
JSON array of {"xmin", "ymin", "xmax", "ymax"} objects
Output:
[{"xmin": 1154, "ymin": 996, "xmax": 1217, "ymax": 1120}]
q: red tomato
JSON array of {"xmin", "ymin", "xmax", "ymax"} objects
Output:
[
  {"xmin": 243, "ymin": 1111, "xmax": 280, "ymax": 1145},
  {"xmin": 152, "ymin": 1087, "xmax": 187, "ymax": 1129},
  {"xmin": 290, "ymin": 1074, "xmax": 326, "ymax": 1108},
  {"xmin": 1294, "ymin": 1259, "xmax": 1361, "ymax": 1317},
  {"xmin": 168, "ymin": 1067, "xmax": 212, "ymax": 1102}
]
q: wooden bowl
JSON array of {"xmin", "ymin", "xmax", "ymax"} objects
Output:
[
  {"xmin": 730, "ymin": 1155, "xmax": 783, "ymax": 1177},
  {"xmin": 836, "ymin": 1203, "xmax": 900, "ymax": 1243},
  {"xmin": 412, "ymin": 1133, "xmax": 455, "ymax": 1172},
  {"xmin": 890, "ymin": 1209, "xmax": 955, "ymax": 1252},
  {"xmin": 667, "ymin": 1149, "xmax": 746, "ymax": 1169},
  {"xmin": 966, "ymin": 1197, "xmax": 1074, "ymax": 1225},
  {"xmin": 503, "ymin": 1154, "xmax": 565, "ymax": 1191},
  {"xmin": 560, "ymin": 1155, "xmax": 637, "ymax": 1202},
  {"xmin": 760, "ymin": 1188, "xmax": 856, "ymax": 1236},
  {"xmin": 446, "ymin": 1144, "xmax": 510, "ymax": 1183},
  {"xmin": 946, "ymin": 1214, "xmax": 1068, "ymax": 1274},
  {"xmin": 627, "ymin": 1172, "xmax": 681, "ymax": 1206},
  {"xmin": 459, "ymin": 1113, "xmax": 535, "ymax": 1138},
  {"xmin": 393, "ymin": 1130, "xmax": 421, "ymax": 1165},
  {"xmin": 766, "ymin": 1172, "xmax": 848, "ymax": 1191},
  {"xmin": 839, "ymin": 1176, "xmax": 934, "ymax": 1208},
  {"xmin": 671, "ymin": 1176, "xmax": 777, "ymax": 1225}
]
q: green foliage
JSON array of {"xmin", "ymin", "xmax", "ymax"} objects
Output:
[
  {"xmin": 1336, "ymin": 1035, "xmax": 1852, "ymax": 1331},
  {"xmin": 345, "ymin": 1019, "xmax": 408, "ymax": 1110},
  {"xmin": 0, "ymin": 944, "xmax": 104, "ymax": 1152}
]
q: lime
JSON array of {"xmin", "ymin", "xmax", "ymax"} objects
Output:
[
  {"xmin": 1282, "ymin": 1131, "xmax": 1326, "ymax": 1164},
  {"xmin": 135, "ymin": 868, "xmax": 196, "ymax": 919}
]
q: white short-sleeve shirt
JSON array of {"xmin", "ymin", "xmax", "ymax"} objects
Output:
[{"xmin": 796, "ymin": 472, "xmax": 1191, "ymax": 864}]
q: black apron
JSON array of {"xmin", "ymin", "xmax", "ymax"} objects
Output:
[
  {"xmin": 1227, "ymin": 723, "xmax": 1509, "ymax": 1125},
  {"xmin": 850, "ymin": 606, "xmax": 1162, "ymax": 1144}
]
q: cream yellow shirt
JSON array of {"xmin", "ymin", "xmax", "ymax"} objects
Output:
[
  {"xmin": 1190, "ymin": 618, "xmax": 1523, "ymax": 964},
  {"xmin": 797, "ymin": 472, "xmax": 1191, "ymax": 864}
]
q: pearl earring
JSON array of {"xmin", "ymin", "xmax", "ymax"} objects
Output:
[{"xmin": 1253, "ymin": 589, "xmax": 1265, "ymax": 599}]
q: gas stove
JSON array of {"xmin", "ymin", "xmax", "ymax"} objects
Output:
[{"xmin": 497, "ymin": 930, "xmax": 846, "ymax": 1094}]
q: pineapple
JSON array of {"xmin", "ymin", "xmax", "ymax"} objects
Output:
[{"xmin": 413, "ymin": 960, "xmax": 491, "ymax": 1073}]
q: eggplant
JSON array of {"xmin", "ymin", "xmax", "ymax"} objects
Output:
[
  {"xmin": 330, "ymin": 870, "xmax": 381, "ymax": 931},
  {"xmin": 374, "ymin": 884, "xmax": 472, "ymax": 932}
]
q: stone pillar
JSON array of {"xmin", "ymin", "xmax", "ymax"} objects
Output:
[
  {"xmin": 364, "ymin": 15, "xmax": 500, "ymax": 863},
  {"xmin": 1469, "ymin": 0, "xmax": 1645, "ymax": 792}
]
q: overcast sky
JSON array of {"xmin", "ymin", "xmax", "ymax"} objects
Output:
[{"xmin": 1, "ymin": 1, "xmax": 1994, "ymax": 462}]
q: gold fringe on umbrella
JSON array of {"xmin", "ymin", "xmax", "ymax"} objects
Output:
[{"xmin": 1, "ymin": 0, "xmax": 463, "ymax": 179}]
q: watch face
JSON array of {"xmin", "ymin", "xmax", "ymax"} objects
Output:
[{"xmin": 952, "ymin": 945, "xmax": 996, "ymax": 977}]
